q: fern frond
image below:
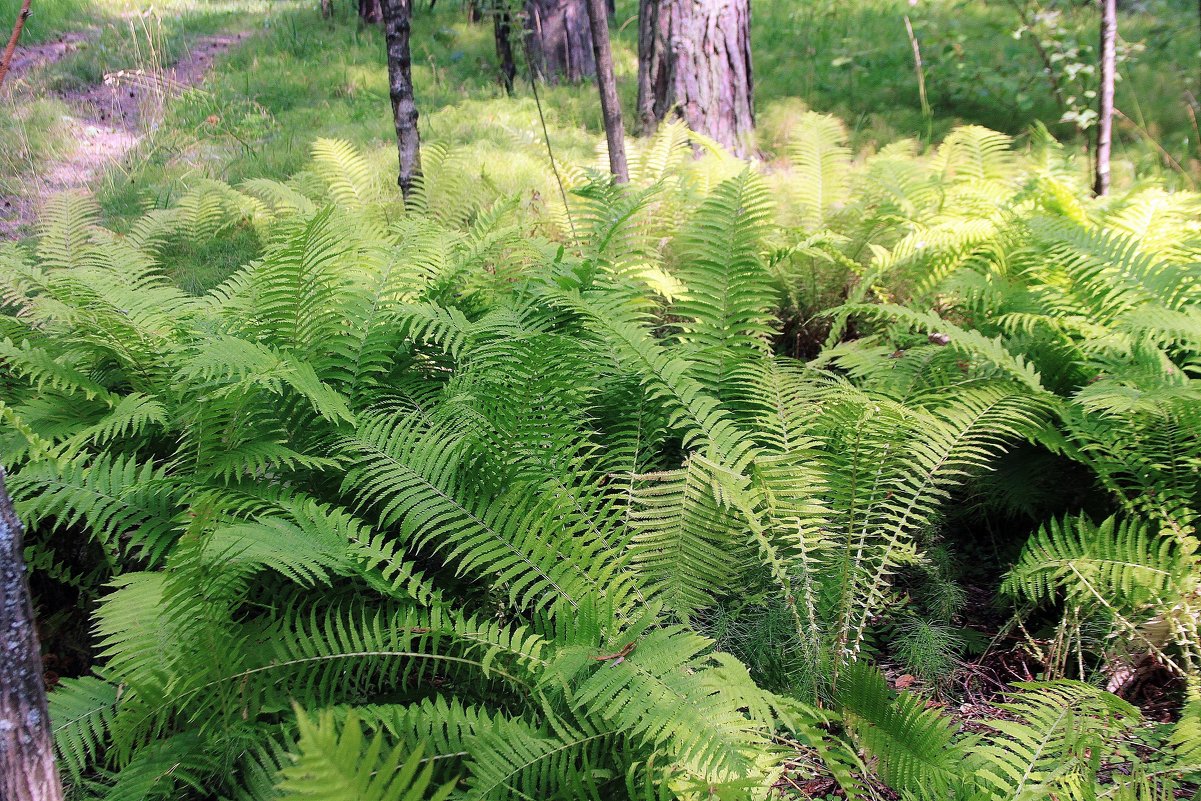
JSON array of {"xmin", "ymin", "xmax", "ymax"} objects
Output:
[
  {"xmin": 836, "ymin": 661, "xmax": 965, "ymax": 797},
  {"xmin": 785, "ymin": 112, "xmax": 852, "ymax": 230},
  {"xmin": 276, "ymin": 707, "xmax": 455, "ymax": 801},
  {"xmin": 50, "ymin": 676, "xmax": 120, "ymax": 784}
]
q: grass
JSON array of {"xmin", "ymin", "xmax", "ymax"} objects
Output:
[
  {"xmin": 4, "ymin": 0, "xmax": 1201, "ymax": 243},
  {"xmin": 0, "ymin": 0, "xmax": 99, "ymax": 44},
  {"xmin": 0, "ymin": 98, "xmax": 72, "ymax": 195}
]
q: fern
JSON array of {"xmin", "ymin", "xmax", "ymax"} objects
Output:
[
  {"xmin": 4, "ymin": 125, "xmax": 1199, "ymax": 801},
  {"xmin": 276, "ymin": 708, "xmax": 455, "ymax": 801}
]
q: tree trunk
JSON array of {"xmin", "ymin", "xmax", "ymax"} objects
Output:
[
  {"xmin": 360, "ymin": 0, "xmax": 384, "ymax": 23},
  {"xmin": 636, "ymin": 0, "xmax": 755, "ymax": 157},
  {"xmin": 493, "ymin": 1, "xmax": 517, "ymax": 94},
  {"xmin": 636, "ymin": 0, "xmax": 668, "ymax": 134},
  {"xmin": 583, "ymin": 0, "xmax": 628, "ymax": 182},
  {"xmin": 321, "ymin": 0, "xmax": 333, "ymax": 19},
  {"xmin": 0, "ymin": 471, "xmax": 65, "ymax": 801},
  {"xmin": 524, "ymin": 0, "xmax": 596, "ymax": 83},
  {"xmin": 1094, "ymin": 0, "xmax": 1115, "ymax": 196},
  {"xmin": 382, "ymin": 0, "xmax": 422, "ymax": 199}
]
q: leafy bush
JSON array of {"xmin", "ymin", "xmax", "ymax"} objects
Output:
[{"xmin": 1, "ymin": 118, "xmax": 1198, "ymax": 799}]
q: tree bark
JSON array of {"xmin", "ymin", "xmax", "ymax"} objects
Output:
[
  {"xmin": 583, "ymin": 0, "xmax": 628, "ymax": 182},
  {"xmin": 493, "ymin": 1, "xmax": 517, "ymax": 94},
  {"xmin": 636, "ymin": 0, "xmax": 668, "ymax": 134},
  {"xmin": 636, "ymin": 0, "xmax": 755, "ymax": 157},
  {"xmin": 0, "ymin": 470, "xmax": 65, "ymax": 801},
  {"xmin": 383, "ymin": 0, "xmax": 422, "ymax": 199},
  {"xmin": 0, "ymin": 0, "xmax": 32, "ymax": 90},
  {"xmin": 1094, "ymin": 0, "xmax": 1115, "ymax": 196},
  {"xmin": 360, "ymin": 0, "xmax": 384, "ymax": 23},
  {"xmin": 524, "ymin": 0, "xmax": 596, "ymax": 83}
]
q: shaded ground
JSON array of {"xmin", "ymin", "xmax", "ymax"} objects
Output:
[{"xmin": 0, "ymin": 30, "xmax": 245, "ymax": 239}]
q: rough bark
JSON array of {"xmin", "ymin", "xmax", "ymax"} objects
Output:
[
  {"xmin": 0, "ymin": 470, "xmax": 65, "ymax": 801},
  {"xmin": 0, "ymin": 0, "xmax": 32, "ymax": 90},
  {"xmin": 1094, "ymin": 0, "xmax": 1115, "ymax": 196},
  {"xmin": 636, "ymin": 0, "xmax": 755, "ymax": 157},
  {"xmin": 524, "ymin": 0, "xmax": 596, "ymax": 83},
  {"xmin": 383, "ymin": 0, "xmax": 422, "ymax": 199},
  {"xmin": 636, "ymin": 0, "xmax": 668, "ymax": 134},
  {"xmin": 584, "ymin": 0, "xmax": 628, "ymax": 182},
  {"xmin": 493, "ymin": 1, "xmax": 517, "ymax": 94},
  {"xmin": 360, "ymin": 0, "xmax": 384, "ymax": 23}
]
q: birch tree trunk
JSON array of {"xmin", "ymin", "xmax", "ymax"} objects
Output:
[
  {"xmin": 636, "ymin": 0, "xmax": 755, "ymax": 157},
  {"xmin": 1094, "ymin": 0, "xmax": 1116, "ymax": 196},
  {"xmin": 383, "ymin": 0, "xmax": 422, "ymax": 199},
  {"xmin": 0, "ymin": 470, "xmax": 65, "ymax": 801},
  {"xmin": 524, "ymin": 0, "xmax": 596, "ymax": 83},
  {"xmin": 584, "ymin": 0, "xmax": 628, "ymax": 182}
]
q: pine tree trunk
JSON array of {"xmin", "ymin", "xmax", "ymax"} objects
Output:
[
  {"xmin": 636, "ymin": 0, "xmax": 669, "ymax": 134},
  {"xmin": 0, "ymin": 471, "xmax": 65, "ymax": 801},
  {"xmin": 383, "ymin": 0, "xmax": 422, "ymax": 199},
  {"xmin": 584, "ymin": 0, "xmax": 628, "ymax": 182},
  {"xmin": 524, "ymin": 0, "xmax": 596, "ymax": 83},
  {"xmin": 1094, "ymin": 0, "xmax": 1115, "ymax": 196},
  {"xmin": 493, "ymin": 1, "xmax": 517, "ymax": 94},
  {"xmin": 360, "ymin": 0, "xmax": 384, "ymax": 23},
  {"xmin": 636, "ymin": 0, "xmax": 755, "ymax": 157}
]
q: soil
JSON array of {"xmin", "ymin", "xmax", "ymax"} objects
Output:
[{"xmin": 0, "ymin": 30, "xmax": 246, "ymax": 240}]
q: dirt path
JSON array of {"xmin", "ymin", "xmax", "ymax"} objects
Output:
[{"xmin": 0, "ymin": 31, "xmax": 247, "ymax": 240}]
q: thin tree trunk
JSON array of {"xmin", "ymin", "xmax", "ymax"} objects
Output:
[
  {"xmin": 0, "ymin": 0, "xmax": 32, "ymax": 90},
  {"xmin": 524, "ymin": 0, "xmax": 595, "ymax": 83},
  {"xmin": 583, "ymin": 0, "xmax": 628, "ymax": 182},
  {"xmin": 493, "ymin": 1, "xmax": 517, "ymax": 94},
  {"xmin": 383, "ymin": 0, "xmax": 422, "ymax": 198},
  {"xmin": 0, "ymin": 471, "xmax": 65, "ymax": 801},
  {"xmin": 637, "ymin": 0, "xmax": 755, "ymax": 157},
  {"xmin": 360, "ymin": 0, "xmax": 384, "ymax": 22},
  {"xmin": 1094, "ymin": 0, "xmax": 1115, "ymax": 196},
  {"xmin": 321, "ymin": 0, "xmax": 333, "ymax": 19}
]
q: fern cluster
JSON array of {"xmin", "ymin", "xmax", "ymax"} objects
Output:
[{"xmin": 1, "ymin": 118, "xmax": 1198, "ymax": 799}]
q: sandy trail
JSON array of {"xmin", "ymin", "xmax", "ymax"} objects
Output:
[{"xmin": 0, "ymin": 31, "xmax": 246, "ymax": 239}]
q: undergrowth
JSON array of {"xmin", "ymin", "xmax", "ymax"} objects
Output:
[{"xmin": 2, "ymin": 115, "xmax": 1199, "ymax": 799}]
